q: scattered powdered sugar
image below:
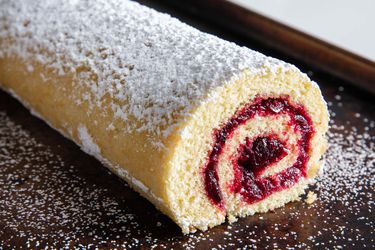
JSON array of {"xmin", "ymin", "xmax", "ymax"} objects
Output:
[
  {"xmin": 0, "ymin": 84, "xmax": 373, "ymax": 248},
  {"xmin": 0, "ymin": 113, "xmax": 142, "ymax": 248},
  {"xmin": 318, "ymin": 123, "xmax": 374, "ymax": 208},
  {"xmin": 0, "ymin": 0, "xmax": 293, "ymax": 141}
]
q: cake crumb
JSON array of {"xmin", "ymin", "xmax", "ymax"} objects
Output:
[
  {"xmin": 305, "ymin": 191, "xmax": 317, "ymax": 205},
  {"xmin": 228, "ymin": 215, "xmax": 238, "ymax": 224}
]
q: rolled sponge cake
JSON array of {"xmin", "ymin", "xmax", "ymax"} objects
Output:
[{"xmin": 0, "ymin": 0, "xmax": 329, "ymax": 233}]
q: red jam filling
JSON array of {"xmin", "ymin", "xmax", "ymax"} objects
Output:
[
  {"xmin": 203, "ymin": 97, "xmax": 314, "ymax": 208},
  {"xmin": 237, "ymin": 136, "xmax": 288, "ymax": 178}
]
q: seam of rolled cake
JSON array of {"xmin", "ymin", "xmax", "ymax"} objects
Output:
[
  {"xmin": 72, "ymin": 125, "xmax": 168, "ymax": 210},
  {"xmin": 97, "ymin": 156, "xmax": 166, "ymax": 210},
  {"xmin": 77, "ymin": 125, "xmax": 101, "ymax": 157},
  {"xmin": 73, "ymin": 128, "xmax": 169, "ymax": 216}
]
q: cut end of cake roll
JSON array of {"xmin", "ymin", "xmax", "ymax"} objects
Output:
[{"xmin": 166, "ymin": 67, "xmax": 328, "ymax": 233}]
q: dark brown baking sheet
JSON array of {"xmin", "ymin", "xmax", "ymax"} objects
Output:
[{"xmin": 0, "ymin": 1, "xmax": 374, "ymax": 249}]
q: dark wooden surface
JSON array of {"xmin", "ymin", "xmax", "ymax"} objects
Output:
[{"xmin": 0, "ymin": 0, "xmax": 374, "ymax": 249}]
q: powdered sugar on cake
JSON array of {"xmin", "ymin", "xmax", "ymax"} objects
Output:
[
  {"xmin": 0, "ymin": 0, "xmax": 294, "ymax": 141},
  {"xmin": 77, "ymin": 125, "xmax": 101, "ymax": 157}
]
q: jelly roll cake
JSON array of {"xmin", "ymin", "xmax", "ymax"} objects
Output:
[{"xmin": 0, "ymin": 0, "xmax": 329, "ymax": 233}]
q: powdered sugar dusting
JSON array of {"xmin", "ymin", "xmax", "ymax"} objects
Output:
[
  {"xmin": 77, "ymin": 125, "xmax": 101, "ymax": 157},
  {"xmin": 0, "ymin": 0, "xmax": 292, "ymax": 142}
]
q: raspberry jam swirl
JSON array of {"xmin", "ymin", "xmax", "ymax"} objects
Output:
[{"xmin": 203, "ymin": 97, "xmax": 314, "ymax": 208}]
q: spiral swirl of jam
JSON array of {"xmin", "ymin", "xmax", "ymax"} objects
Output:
[{"xmin": 203, "ymin": 97, "xmax": 314, "ymax": 208}]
